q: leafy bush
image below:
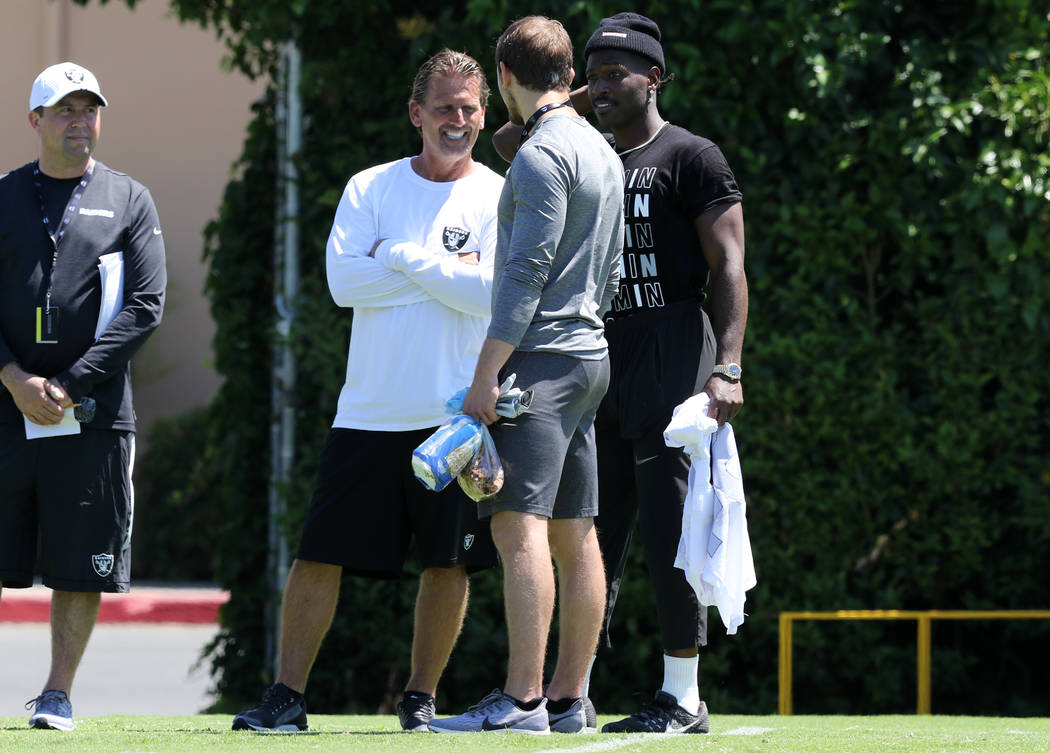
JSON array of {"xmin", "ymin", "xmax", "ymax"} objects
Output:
[
  {"xmin": 132, "ymin": 407, "xmax": 220, "ymax": 582},
  {"xmin": 113, "ymin": 0, "xmax": 1049, "ymax": 714}
]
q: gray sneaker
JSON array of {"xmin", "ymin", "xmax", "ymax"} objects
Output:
[
  {"xmin": 548, "ymin": 697, "xmax": 597, "ymax": 733},
  {"xmin": 428, "ymin": 689, "xmax": 550, "ymax": 734},
  {"xmin": 26, "ymin": 689, "xmax": 74, "ymax": 731}
]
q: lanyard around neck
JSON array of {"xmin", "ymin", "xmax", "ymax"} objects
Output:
[
  {"xmin": 519, "ymin": 99, "xmax": 573, "ymax": 145},
  {"xmin": 32, "ymin": 160, "xmax": 95, "ymax": 309}
]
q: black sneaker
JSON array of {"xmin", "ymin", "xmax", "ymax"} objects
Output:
[
  {"xmin": 397, "ymin": 691, "xmax": 435, "ymax": 732},
  {"xmin": 601, "ymin": 691, "xmax": 709, "ymax": 734},
  {"xmin": 232, "ymin": 683, "xmax": 309, "ymax": 731}
]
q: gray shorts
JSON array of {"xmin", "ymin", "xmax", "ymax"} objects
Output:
[{"xmin": 478, "ymin": 350, "xmax": 610, "ymax": 520}]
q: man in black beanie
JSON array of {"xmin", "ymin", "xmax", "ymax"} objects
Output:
[
  {"xmin": 493, "ymin": 11, "xmax": 750, "ymax": 734},
  {"xmin": 581, "ymin": 11, "xmax": 748, "ymax": 734}
]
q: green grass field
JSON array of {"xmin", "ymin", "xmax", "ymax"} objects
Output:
[{"xmin": 1, "ymin": 714, "xmax": 1047, "ymax": 753}]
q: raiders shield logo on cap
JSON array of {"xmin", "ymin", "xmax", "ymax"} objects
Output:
[{"xmin": 443, "ymin": 226, "xmax": 470, "ymax": 252}]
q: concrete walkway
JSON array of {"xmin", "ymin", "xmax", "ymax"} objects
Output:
[{"xmin": 0, "ymin": 583, "xmax": 227, "ymax": 719}]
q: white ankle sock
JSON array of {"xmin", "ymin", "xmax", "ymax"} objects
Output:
[{"xmin": 660, "ymin": 654, "xmax": 700, "ymax": 715}]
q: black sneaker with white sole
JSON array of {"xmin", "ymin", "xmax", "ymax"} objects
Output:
[
  {"xmin": 601, "ymin": 691, "xmax": 709, "ymax": 734},
  {"xmin": 397, "ymin": 691, "xmax": 436, "ymax": 732},
  {"xmin": 232, "ymin": 683, "xmax": 309, "ymax": 731}
]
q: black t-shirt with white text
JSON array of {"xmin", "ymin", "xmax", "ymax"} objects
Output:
[{"xmin": 606, "ymin": 124, "xmax": 742, "ymax": 320}]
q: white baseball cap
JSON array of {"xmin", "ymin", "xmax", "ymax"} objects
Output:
[{"xmin": 30, "ymin": 62, "xmax": 108, "ymax": 111}]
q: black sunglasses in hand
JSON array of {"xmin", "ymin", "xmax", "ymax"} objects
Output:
[{"xmin": 73, "ymin": 397, "xmax": 96, "ymax": 423}]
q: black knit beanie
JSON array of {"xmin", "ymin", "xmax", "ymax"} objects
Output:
[{"xmin": 583, "ymin": 12, "xmax": 665, "ymax": 72}]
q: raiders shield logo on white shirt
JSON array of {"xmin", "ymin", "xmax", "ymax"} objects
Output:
[{"xmin": 443, "ymin": 226, "xmax": 470, "ymax": 252}]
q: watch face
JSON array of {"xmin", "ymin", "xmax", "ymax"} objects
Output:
[{"xmin": 727, "ymin": 364, "xmax": 742, "ymax": 379}]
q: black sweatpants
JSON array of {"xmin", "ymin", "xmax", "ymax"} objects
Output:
[{"xmin": 595, "ymin": 300, "xmax": 716, "ymax": 649}]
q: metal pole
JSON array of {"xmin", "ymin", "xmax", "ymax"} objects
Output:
[
  {"xmin": 267, "ymin": 40, "xmax": 301, "ymax": 679},
  {"xmin": 778, "ymin": 612, "xmax": 793, "ymax": 715},
  {"xmin": 916, "ymin": 615, "xmax": 932, "ymax": 714}
]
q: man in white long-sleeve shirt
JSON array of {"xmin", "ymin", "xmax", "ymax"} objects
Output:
[{"xmin": 233, "ymin": 49, "xmax": 504, "ymax": 734}]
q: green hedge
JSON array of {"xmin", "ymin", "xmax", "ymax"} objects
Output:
[{"xmin": 112, "ymin": 0, "xmax": 1049, "ymax": 714}]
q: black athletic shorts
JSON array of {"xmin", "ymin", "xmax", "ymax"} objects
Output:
[
  {"xmin": 0, "ymin": 426, "xmax": 135, "ymax": 592},
  {"xmin": 595, "ymin": 300, "xmax": 716, "ymax": 649},
  {"xmin": 296, "ymin": 427, "xmax": 499, "ymax": 577}
]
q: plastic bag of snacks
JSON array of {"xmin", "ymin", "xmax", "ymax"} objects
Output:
[
  {"xmin": 412, "ymin": 374, "xmax": 532, "ymax": 494},
  {"xmin": 457, "ymin": 423, "xmax": 504, "ymax": 501}
]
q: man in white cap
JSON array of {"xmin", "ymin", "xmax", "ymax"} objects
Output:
[{"xmin": 0, "ymin": 63, "xmax": 166, "ymax": 731}]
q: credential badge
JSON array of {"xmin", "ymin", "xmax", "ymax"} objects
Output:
[
  {"xmin": 442, "ymin": 226, "xmax": 470, "ymax": 252},
  {"xmin": 92, "ymin": 553, "xmax": 114, "ymax": 577}
]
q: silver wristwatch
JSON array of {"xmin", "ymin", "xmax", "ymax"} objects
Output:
[{"xmin": 712, "ymin": 363, "xmax": 742, "ymax": 382}]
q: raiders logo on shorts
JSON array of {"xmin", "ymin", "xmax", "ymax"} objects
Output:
[
  {"xmin": 92, "ymin": 553, "xmax": 114, "ymax": 577},
  {"xmin": 443, "ymin": 226, "xmax": 470, "ymax": 252}
]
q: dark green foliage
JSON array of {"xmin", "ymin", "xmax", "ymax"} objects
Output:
[
  {"xmin": 132, "ymin": 407, "xmax": 220, "ymax": 581},
  {"xmin": 111, "ymin": 0, "xmax": 1048, "ymax": 715},
  {"xmin": 190, "ymin": 93, "xmax": 281, "ymax": 708}
]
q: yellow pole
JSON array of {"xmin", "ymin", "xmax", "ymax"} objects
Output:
[
  {"xmin": 916, "ymin": 615, "xmax": 931, "ymax": 714},
  {"xmin": 779, "ymin": 613, "xmax": 793, "ymax": 715}
]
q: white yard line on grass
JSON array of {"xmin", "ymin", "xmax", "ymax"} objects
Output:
[
  {"xmin": 533, "ymin": 739, "xmax": 660, "ymax": 753},
  {"xmin": 532, "ymin": 726, "xmax": 778, "ymax": 753}
]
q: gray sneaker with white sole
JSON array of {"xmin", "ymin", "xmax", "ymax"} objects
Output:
[{"xmin": 428, "ymin": 689, "xmax": 549, "ymax": 734}]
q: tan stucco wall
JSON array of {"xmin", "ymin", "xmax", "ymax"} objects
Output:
[{"xmin": 1, "ymin": 0, "xmax": 266, "ymax": 451}]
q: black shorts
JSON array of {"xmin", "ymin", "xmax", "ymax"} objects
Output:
[
  {"xmin": 0, "ymin": 426, "xmax": 134, "ymax": 592},
  {"xmin": 595, "ymin": 301, "xmax": 716, "ymax": 649},
  {"xmin": 296, "ymin": 427, "xmax": 498, "ymax": 577}
]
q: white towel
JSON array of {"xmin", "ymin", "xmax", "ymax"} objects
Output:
[{"xmin": 664, "ymin": 393, "xmax": 757, "ymax": 635}]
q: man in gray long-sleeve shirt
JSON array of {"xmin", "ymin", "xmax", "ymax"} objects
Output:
[{"xmin": 431, "ymin": 16, "xmax": 623, "ymax": 736}]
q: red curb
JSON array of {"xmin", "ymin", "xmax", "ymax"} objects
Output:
[{"xmin": 0, "ymin": 587, "xmax": 228, "ymax": 624}]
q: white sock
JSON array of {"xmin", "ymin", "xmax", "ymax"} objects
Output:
[
  {"xmin": 660, "ymin": 654, "xmax": 700, "ymax": 715},
  {"xmin": 581, "ymin": 654, "xmax": 596, "ymax": 698}
]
